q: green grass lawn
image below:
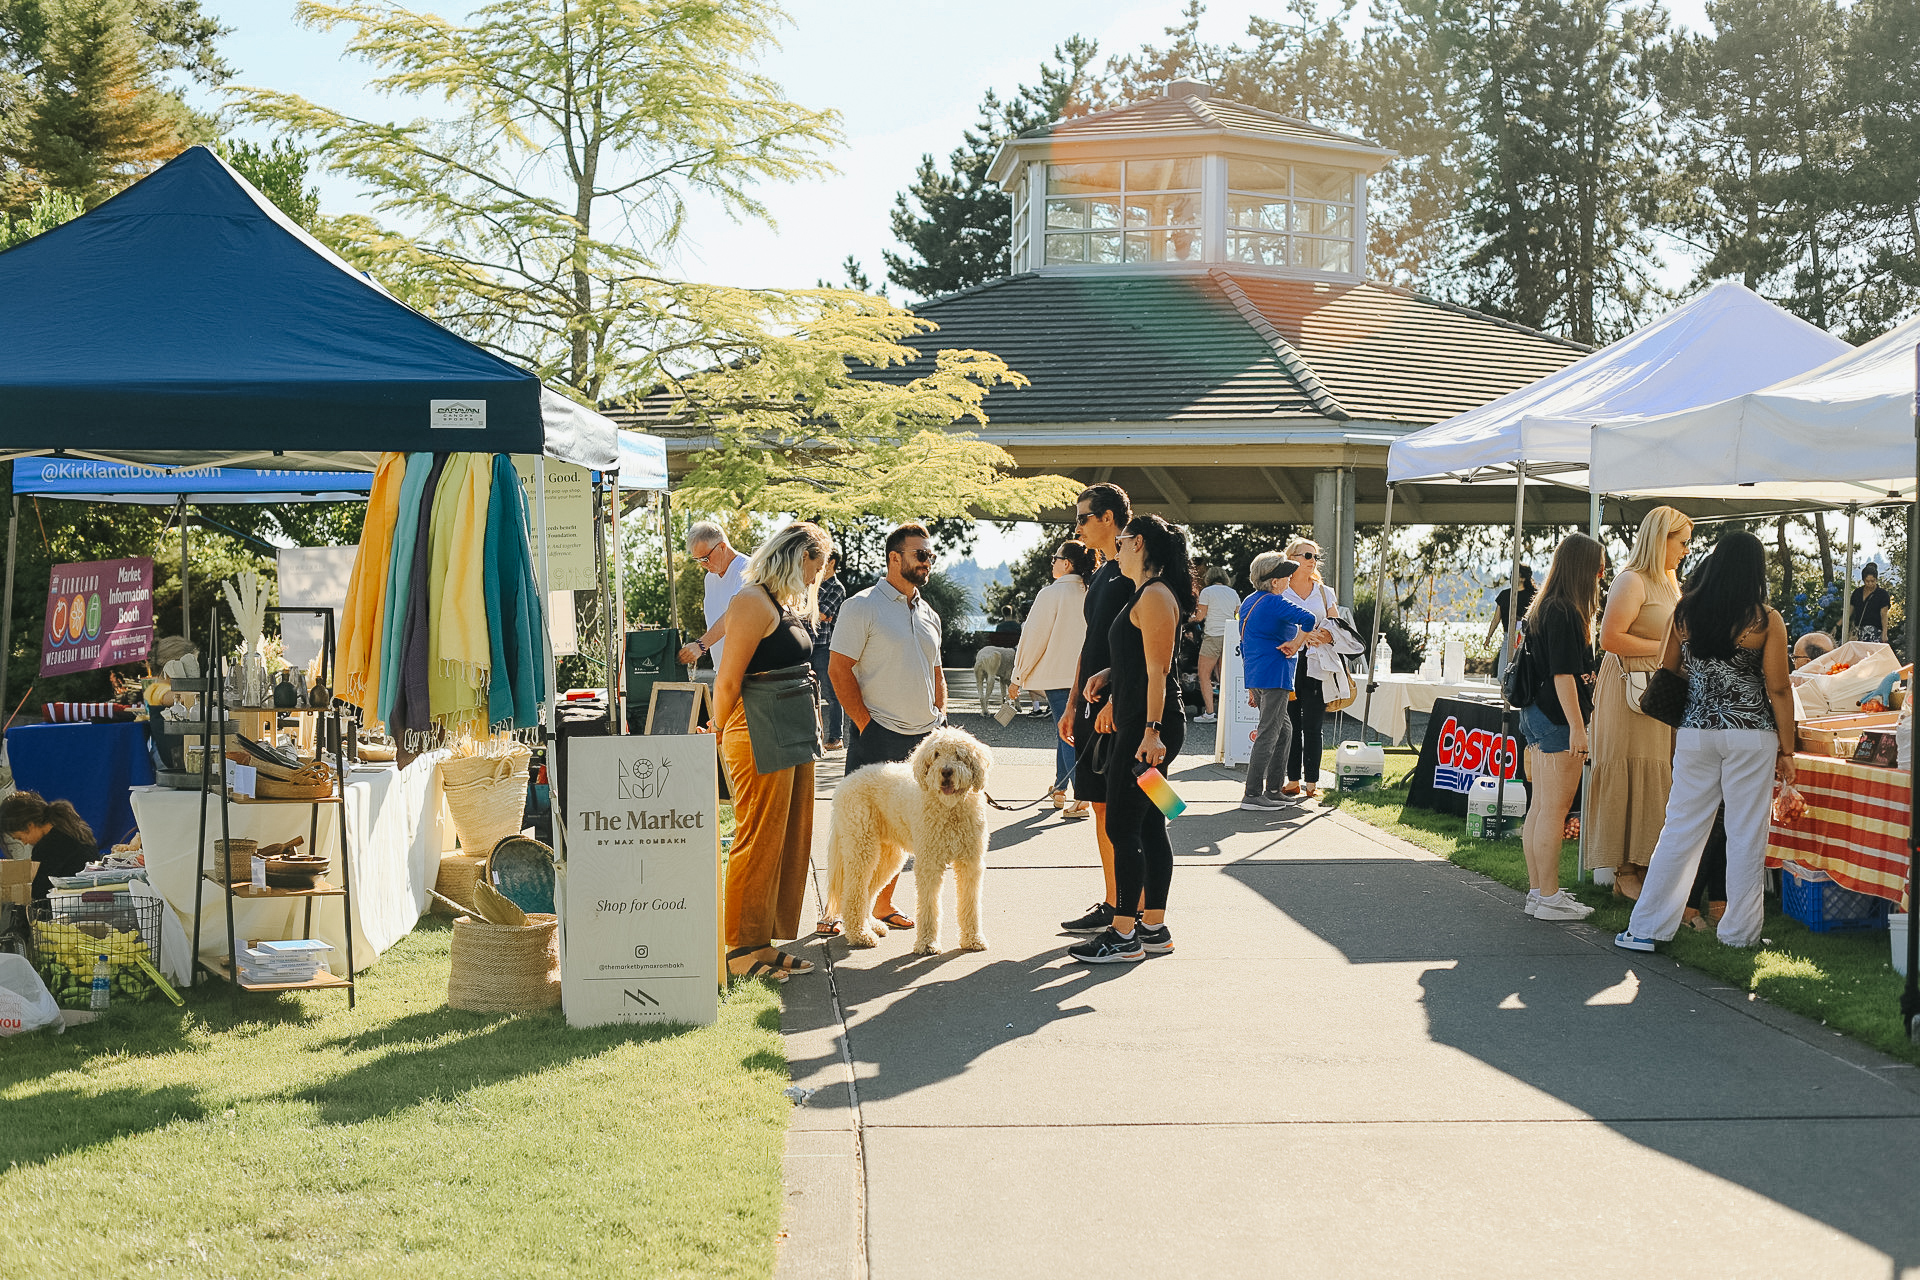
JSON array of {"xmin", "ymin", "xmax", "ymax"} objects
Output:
[
  {"xmin": 1324, "ymin": 748, "xmax": 1920, "ymax": 1064},
  {"xmin": 0, "ymin": 918, "xmax": 788, "ymax": 1279}
]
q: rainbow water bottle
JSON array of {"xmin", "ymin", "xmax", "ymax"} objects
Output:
[{"xmin": 1133, "ymin": 764, "xmax": 1186, "ymax": 819}]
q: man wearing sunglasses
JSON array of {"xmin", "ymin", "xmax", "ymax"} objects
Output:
[
  {"xmin": 829, "ymin": 523, "xmax": 948, "ymax": 932},
  {"xmin": 678, "ymin": 521, "xmax": 747, "ymax": 669}
]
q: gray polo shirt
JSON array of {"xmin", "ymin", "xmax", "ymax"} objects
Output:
[{"xmin": 830, "ymin": 579, "xmax": 942, "ymax": 735}]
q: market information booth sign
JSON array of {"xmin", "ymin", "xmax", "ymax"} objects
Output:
[
  {"xmin": 40, "ymin": 556, "xmax": 152, "ymax": 677},
  {"xmin": 561, "ymin": 734, "xmax": 721, "ymax": 1028},
  {"xmin": 1405, "ymin": 695, "xmax": 1529, "ymax": 816}
]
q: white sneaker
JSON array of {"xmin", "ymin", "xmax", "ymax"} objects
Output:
[
  {"xmin": 1524, "ymin": 889, "xmax": 1541, "ymax": 916},
  {"xmin": 1533, "ymin": 890, "xmax": 1594, "ymax": 921},
  {"xmin": 1194, "ymin": 712, "xmax": 1217, "ymax": 723}
]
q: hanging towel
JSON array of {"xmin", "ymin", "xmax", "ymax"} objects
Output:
[
  {"xmin": 390, "ymin": 453, "xmax": 447, "ymax": 742},
  {"xmin": 486, "ymin": 454, "xmax": 545, "ymax": 729},
  {"xmin": 337, "ymin": 452, "xmax": 406, "ymax": 719},
  {"xmin": 376, "ymin": 452, "xmax": 434, "ymax": 729},
  {"xmin": 428, "ymin": 454, "xmax": 492, "ymax": 735}
]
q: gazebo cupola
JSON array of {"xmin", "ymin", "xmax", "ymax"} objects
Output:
[{"xmin": 988, "ymin": 81, "xmax": 1393, "ymax": 279}]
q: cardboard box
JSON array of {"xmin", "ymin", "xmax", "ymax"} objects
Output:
[
  {"xmin": 0, "ymin": 859, "xmax": 40, "ymax": 906},
  {"xmin": 1798, "ymin": 711, "xmax": 1900, "ymax": 756}
]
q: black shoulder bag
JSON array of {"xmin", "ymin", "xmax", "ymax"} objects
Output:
[{"xmin": 1501, "ymin": 618, "xmax": 1541, "ymax": 709}]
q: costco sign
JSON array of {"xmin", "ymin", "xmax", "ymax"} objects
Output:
[{"xmin": 1433, "ymin": 715, "xmax": 1520, "ymax": 795}]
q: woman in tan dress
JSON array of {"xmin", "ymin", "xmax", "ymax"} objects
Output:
[{"xmin": 1588, "ymin": 506, "xmax": 1693, "ymax": 898}]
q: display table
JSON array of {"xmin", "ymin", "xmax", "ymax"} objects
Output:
[
  {"xmin": 6, "ymin": 720, "xmax": 154, "ymax": 846},
  {"xmin": 1767, "ymin": 754, "xmax": 1910, "ymax": 908},
  {"xmin": 1363, "ymin": 674, "xmax": 1501, "ymax": 745},
  {"xmin": 1405, "ymin": 695, "xmax": 1529, "ymax": 816},
  {"xmin": 132, "ymin": 753, "xmax": 452, "ymax": 980}
]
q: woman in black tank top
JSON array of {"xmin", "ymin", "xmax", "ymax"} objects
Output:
[
  {"xmin": 712, "ymin": 522, "xmax": 832, "ymax": 983},
  {"xmin": 1070, "ymin": 515, "xmax": 1196, "ymax": 965}
]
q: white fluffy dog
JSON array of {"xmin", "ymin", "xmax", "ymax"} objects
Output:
[
  {"xmin": 827, "ymin": 727, "xmax": 993, "ymax": 953},
  {"xmin": 973, "ymin": 646, "xmax": 1017, "ymax": 715}
]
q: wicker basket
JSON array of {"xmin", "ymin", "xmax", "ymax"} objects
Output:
[
  {"xmin": 208, "ymin": 838, "xmax": 257, "ymax": 883},
  {"xmin": 447, "ymin": 912, "xmax": 559, "ymax": 1012},
  {"xmin": 254, "ymin": 775, "xmax": 334, "ymax": 801},
  {"xmin": 433, "ymin": 852, "xmax": 488, "ymax": 916},
  {"xmin": 441, "ymin": 747, "xmax": 530, "ymax": 854}
]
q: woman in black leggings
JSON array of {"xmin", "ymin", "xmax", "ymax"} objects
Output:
[{"xmin": 1070, "ymin": 514, "xmax": 1193, "ymax": 964}]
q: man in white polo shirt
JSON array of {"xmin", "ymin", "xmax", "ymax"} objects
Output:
[
  {"xmin": 677, "ymin": 521, "xmax": 747, "ymax": 669},
  {"xmin": 830, "ymin": 522, "xmax": 946, "ymax": 773}
]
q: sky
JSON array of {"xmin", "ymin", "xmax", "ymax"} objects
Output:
[{"xmin": 196, "ymin": 0, "xmax": 1716, "ymax": 567}]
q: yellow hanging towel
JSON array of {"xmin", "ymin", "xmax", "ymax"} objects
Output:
[
  {"xmin": 427, "ymin": 453, "xmax": 493, "ymax": 736},
  {"xmin": 337, "ymin": 452, "xmax": 406, "ymax": 721}
]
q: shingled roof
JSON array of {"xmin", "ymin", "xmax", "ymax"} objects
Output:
[
  {"xmin": 855, "ymin": 270, "xmax": 1587, "ymax": 428},
  {"xmin": 1019, "ymin": 92, "xmax": 1378, "ymax": 153}
]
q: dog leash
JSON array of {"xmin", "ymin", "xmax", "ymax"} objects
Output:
[{"xmin": 985, "ymin": 766, "xmax": 1075, "ymax": 813}]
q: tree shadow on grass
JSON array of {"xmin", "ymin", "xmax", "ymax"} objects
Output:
[
  {"xmin": 0, "ymin": 1083, "xmax": 204, "ymax": 1169},
  {"xmin": 292, "ymin": 1010, "xmax": 709, "ymax": 1125}
]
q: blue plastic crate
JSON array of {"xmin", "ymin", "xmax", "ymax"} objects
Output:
[{"xmin": 1781, "ymin": 866, "xmax": 1892, "ymax": 933}]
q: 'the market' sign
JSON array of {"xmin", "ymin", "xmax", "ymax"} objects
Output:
[{"xmin": 40, "ymin": 557, "xmax": 153, "ymax": 677}]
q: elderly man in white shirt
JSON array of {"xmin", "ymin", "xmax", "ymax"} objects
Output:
[{"xmin": 678, "ymin": 521, "xmax": 748, "ymax": 669}]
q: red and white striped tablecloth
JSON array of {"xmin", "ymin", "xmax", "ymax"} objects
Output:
[{"xmin": 1766, "ymin": 754, "xmax": 1912, "ymax": 908}]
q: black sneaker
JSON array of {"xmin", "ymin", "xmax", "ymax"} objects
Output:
[
  {"xmin": 1061, "ymin": 902, "xmax": 1115, "ymax": 934},
  {"xmin": 1135, "ymin": 923, "xmax": 1174, "ymax": 954},
  {"xmin": 1067, "ymin": 928, "xmax": 1145, "ymax": 964}
]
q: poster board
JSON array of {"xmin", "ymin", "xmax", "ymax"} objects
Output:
[
  {"xmin": 277, "ymin": 546, "xmax": 357, "ymax": 669},
  {"xmin": 513, "ymin": 456, "xmax": 597, "ymax": 592},
  {"xmin": 1404, "ymin": 696, "xmax": 1529, "ymax": 817},
  {"xmin": 561, "ymin": 734, "xmax": 721, "ymax": 1028},
  {"xmin": 644, "ymin": 683, "xmax": 709, "ymax": 735},
  {"xmin": 40, "ymin": 557, "xmax": 152, "ymax": 677},
  {"xmin": 1215, "ymin": 626, "xmax": 1262, "ymax": 767}
]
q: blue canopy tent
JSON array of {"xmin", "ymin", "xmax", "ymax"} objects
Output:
[{"xmin": 0, "ymin": 145, "xmax": 669, "ymax": 745}]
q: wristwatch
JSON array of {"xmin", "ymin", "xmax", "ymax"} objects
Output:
[{"xmin": 1145, "ymin": 720, "xmax": 1163, "ymax": 732}]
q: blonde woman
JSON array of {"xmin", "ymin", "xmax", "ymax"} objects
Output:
[
  {"xmin": 1280, "ymin": 538, "xmax": 1341, "ymax": 797},
  {"xmin": 1010, "ymin": 541, "xmax": 1094, "ymax": 816},
  {"xmin": 713, "ymin": 521, "xmax": 831, "ymax": 982},
  {"xmin": 1589, "ymin": 506, "xmax": 1692, "ymax": 900}
]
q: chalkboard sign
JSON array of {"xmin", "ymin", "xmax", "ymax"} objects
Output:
[{"xmin": 645, "ymin": 682, "xmax": 709, "ymax": 735}]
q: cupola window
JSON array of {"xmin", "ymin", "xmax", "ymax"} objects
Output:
[
  {"xmin": 1045, "ymin": 159, "xmax": 1203, "ymax": 265},
  {"xmin": 1226, "ymin": 159, "xmax": 1355, "ymax": 274}
]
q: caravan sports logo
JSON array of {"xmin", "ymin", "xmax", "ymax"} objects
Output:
[
  {"xmin": 617, "ymin": 754, "xmax": 671, "ymax": 801},
  {"xmin": 1432, "ymin": 715, "xmax": 1520, "ymax": 794}
]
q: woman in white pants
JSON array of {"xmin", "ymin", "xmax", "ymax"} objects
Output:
[{"xmin": 1618, "ymin": 531, "xmax": 1796, "ymax": 952}]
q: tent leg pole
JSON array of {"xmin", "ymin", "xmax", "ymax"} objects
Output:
[
  {"xmin": 0, "ymin": 496, "xmax": 16, "ymax": 719},
  {"xmin": 1497, "ymin": 464, "xmax": 1525, "ymax": 868},
  {"xmin": 663, "ymin": 491, "xmax": 678, "ymax": 640},
  {"xmin": 1904, "ymin": 360, "xmax": 1919, "ymax": 1042},
  {"xmin": 610, "ymin": 473, "xmax": 625, "ymax": 733},
  {"xmin": 1361, "ymin": 485, "xmax": 1395, "ymax": 746},
  {"xmin": 535, "ymin": 461, "xmax": 563, "ymax": 871},
  {"xmin": 180, "ymin": 497, "xmax": 190, "ymax": 648},
  {"xmin": 1843, "ymin": 505, "xmax": 1857, "ymax": 646}
]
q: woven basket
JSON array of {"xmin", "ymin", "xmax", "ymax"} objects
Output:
[
  {"xmin": 447, "ymin": 912, "xmax": 559, "ymax": 1012},
  {"xmin": 433, "ymin": 852, "xmax": 488, "ymax": 916},
  {"xmin": 254, "ymin": 775, "xmax": 333, "ymax": 801},
  {"xmin": 441, "ymin": 747, "xmax": 530, "ymax": 854},
  {"xmin": 208, "ymin": 838, "xmax": 257, "ymax": 883}
]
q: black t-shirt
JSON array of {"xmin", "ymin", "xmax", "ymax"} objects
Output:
[
  {"xmin": 1850, "ymin": 585, "xmax": 1891, "ymax": 632},
  {"xmin": 27, "ymin": 826, "xmax": 94, "ymax": 900},
  {"xmin": 1493, "ymin": 585, "xmax": 1536, "ymax": 629},
  {"xmin": 1528, "ymin": 599, "xmax": 1597, "ymax": 726},
  {"xmin": 1076, "ymin": 560, "xmax": 1133, "ymax": 701}
]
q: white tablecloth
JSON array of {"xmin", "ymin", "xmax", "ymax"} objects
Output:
[
  {"xmin": 1361, "ymin": 674, "xmax": 1500, "ymax": 744},
  {"xmin": 131, "ymin": 754, "xmax": 451, "ymax": 982}
]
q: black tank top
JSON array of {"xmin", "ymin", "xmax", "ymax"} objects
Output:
[
  {"xmin": 747, "ymin": 584, "xmax": 813, "ymax": 673},
  {"xmin": 1107, "ymin": 579, "xmax": 1181, "ymax": 729}
]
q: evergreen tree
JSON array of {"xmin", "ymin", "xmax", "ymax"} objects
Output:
[
  {"xmin": 1835, "ymin": 0, "xmax": 1920, "ymax": 337},
  {"xmin": 3, "ymin": 0, "xmax": 202, "ymax": 207},
  {"xmin": 219, "ymin": 137, "xmax": 320, "ymax": 230},
  {"xmin": 883, "ymin": 37, "xmax": 1098, "ymax": 299}
]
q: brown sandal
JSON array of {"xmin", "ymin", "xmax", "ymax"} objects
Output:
[
  {"xmin": 727, "ymin": 945, "xmax": 811, "ymax": 982},
  {"xmin": 815, "ymin": 918, "xmax": 843, "ymax": 937},
  {"xmin": 877, "ymin": 911, "xmax": 915, "ymax": 930}
]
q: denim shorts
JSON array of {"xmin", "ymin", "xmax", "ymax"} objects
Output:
[{"xmin": 1519, "ymin": 700, "xmax": 1571, "ymax": 754}]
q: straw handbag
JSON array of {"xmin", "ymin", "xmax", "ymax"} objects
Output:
[
  {"xmin": 446, "ymin": 912, "xmax": 559, "ymax": 1012},
  {"xmin": 433, "ymin": 852, "xmax": 488, "ymax": 916},
  {"xmin": 440, "ymin": 745, "xmax": 531, "ymax": 854}
]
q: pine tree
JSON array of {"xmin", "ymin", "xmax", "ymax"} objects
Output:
[
  {"xmin": 1835, "ymin": 0, "xmax": 1920, "ymax": 337},
  {"xmin": 5, "ymin": 0, "xmax": 197, "ymax": 207},
  {"xmin": 219, "ymin": 137, "xmax": 320, "ymax": 230},
  {"xmin": 883, "ymin": 37, "xmax": 1098, "ymax": 299}
]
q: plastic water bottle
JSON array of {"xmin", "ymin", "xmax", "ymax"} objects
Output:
[
  {"xmin": 91, "ymin": 955, "xmax": 110, "ymax": 1010},
  {"xmin": 1373, "ymin": 638, "xmax": 1393, "ymax": 677}
]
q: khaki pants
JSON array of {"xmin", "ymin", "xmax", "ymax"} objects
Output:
[{"xmin": 719, "ymin": 701, "xmax": 815, "ymax": 949}]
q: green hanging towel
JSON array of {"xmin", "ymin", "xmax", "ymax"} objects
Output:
[
  {"xmin": 486, "ymin": 454, "xmax": 545, "ymax": 728},
  {"xmin": 376, "ymin": 452, "xmax": 434, "ymax": 729}
]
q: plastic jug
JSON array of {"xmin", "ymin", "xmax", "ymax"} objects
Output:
[
  {"xmin": 1373, "ymin": 638, "xmax": 1393, "ymax": 677},
  {"xmin": 1465, "ymin": 775, "xmax": 1528, "ymax": 839},
  {"xmin": 1336, "ymin": 741, "xmax": 1384, "ymax": 791}
]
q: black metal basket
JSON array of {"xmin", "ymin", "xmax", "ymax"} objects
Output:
[{"xmin": 29, "ymin": 893, "xmax": 163, "ymax": 1006}]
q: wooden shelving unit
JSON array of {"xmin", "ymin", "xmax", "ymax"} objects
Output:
[{"xmin": 189, "ymin": 604, "xmax": 357, "ymax": 1007}]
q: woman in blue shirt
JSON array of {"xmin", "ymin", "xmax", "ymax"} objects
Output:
[{"xmin": 1237, "ymin": 551, "xmax": 1328, "ymax": 811}]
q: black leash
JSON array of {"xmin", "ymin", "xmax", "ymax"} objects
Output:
[{"xmin": 986, "ymin": 766, "xmax": 1076, "ymax": 813}]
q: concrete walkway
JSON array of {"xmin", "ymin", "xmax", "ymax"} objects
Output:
[{"xmin": 775, "ymin": 716, "xmax": 1920, "ymax": 1279}]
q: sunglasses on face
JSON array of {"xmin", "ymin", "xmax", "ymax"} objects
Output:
[
  {"xmin": 901, "ymin": 549, "xmax": 935, "ymax": 565},
  {"xmin": 1297, "ymin": 551, "xmax": 1317, "ymax": 560},
  {"xmin": 1074, "ymin": 511, "xmax": 1095, "ymax": 526},
  {"xmin": 692, "ymin": 546, "xmax": 718, "ymax": 564}
]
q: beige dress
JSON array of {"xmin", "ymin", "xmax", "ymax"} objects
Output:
[{"xmin": 1586, "ymin": 576, "xmax": 1676, "ymax": 870}]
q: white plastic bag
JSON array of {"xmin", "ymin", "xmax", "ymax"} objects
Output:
[
  {"xmin": 0, "ymin": 952, "xmax": 62, "ymax": 1036},
  {"xmin": 1792, "ymin": 641, "xmax": 1900, "ymax": 718}
]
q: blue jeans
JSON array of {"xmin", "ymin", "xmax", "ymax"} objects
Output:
[
  {"xmin": 1519, "ymin": 701, "xmax": 1570, "ymax": 754},
  {"xmin": 1046, "ymin": 688, "xmax": 1074, "ymax": 791},
  {"xmin": 811, "ymin": 644, "xmax": 843, "ymax": 743}
]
